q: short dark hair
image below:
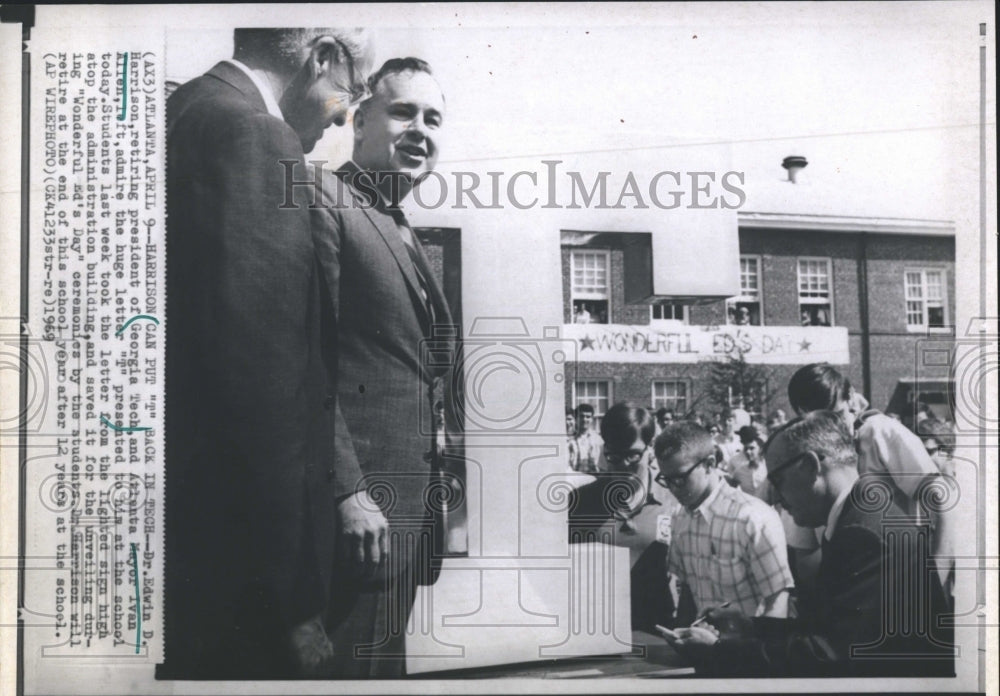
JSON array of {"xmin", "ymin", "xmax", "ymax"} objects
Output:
[
  {"xmin": 357, "ymin": 57, "xmax": 437, "ymax": 118},
  {"xmin": 600, "ymin": 403, "xmax": 656, "ymax": 450},
  {"xmin": 788, "ymin": 363, "xmax": 852, "ymax": 414},
  {"xmin": 655, "ymin": 407, "xmax": 674, "ymax": 419},
  {"xmin": 738, "ymin": 425, "xmax": 764, "ymax": 448},
  {"xmin": 576, "ymin": 403, "xmax": 595, "ymax": 417},
  {"xmin": 367, "ymin": 56, "xmax": 432, "ymax": 94},
  {"xmin": 654, "ymin": 422, "xmax": 716, "ymax": 464}
]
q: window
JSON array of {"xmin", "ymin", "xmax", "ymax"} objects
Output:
[
  {"xmin": 652, "ymin": 380, "xmax": 688, "ymax": 414},
  {"xmin": 797, "ymin": 257, "xmax": 833, "ymax": 326},
  {"xmin": 905, "ymin": 268, "xmax": 948, "ymax": 331},
  {"xmin": 571, "ymin": 250, "xmax": 610, "ymax": 324},
  {"xmin": 726, "ymin": 255, "xmax": 763, "ymax": 326},
  {"xmin": 727, "ymin": 383, "xmax": 768, "ymax": 417},
  {"xmin": 650, "ymin": 301, "xmax": 689, "ymax": 324},
  {"xmin": 573, "ymin": 380, "xmax": 611, "ymax": 418}
]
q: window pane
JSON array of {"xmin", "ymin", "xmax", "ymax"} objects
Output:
[
  {"xmin": 798, "ymin": 259, "xmax": 830, "ymax": 298},
  {"xmin": 740, "ymin": 257, "xmax": 759, "ymax": 297},
  {"xmin": 652, "ymin": 301, "xmax": 686, "ymax": 322},
  {"xmin": 652, "ymin": 380, "xmax": 688, "ymax": 413},
  {"xmin": 575, "ymin": 381, "xmax": 610, "ymax": 416},
  {"xmin": 925, "ymin": 271, "xmax": 943, "ymax": 299},
  {"xmin": 927, "ymin": 305, "xmax": 945, "ymax": 328},
  {"xmin": 572, "ymin": 251, "xmax": 609, "ymax": 296},
  {"xmin": 904, "ymin": 269, "xmax": 947, "ymax": 329}
]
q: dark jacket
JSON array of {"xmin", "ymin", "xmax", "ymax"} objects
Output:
[
  {"xmin": 311, "ymin": 163, "xmax": 456, "ymax": 565},
  {"xmin": 163, "ymin": 62, "xmax": 338, "ymax": 677},
  {"xmin": 707, "ymin": 474, "xmax": 953, "ymax": 678}
]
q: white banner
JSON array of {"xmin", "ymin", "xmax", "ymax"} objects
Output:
[{"xmin": 562, "ymin": 323, "xmax": 850, "ymax": 365}]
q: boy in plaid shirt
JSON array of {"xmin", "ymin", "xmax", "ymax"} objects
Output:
[{"xmin": 656, "ymin": 422, "xmax": 794, "ymax": 623}]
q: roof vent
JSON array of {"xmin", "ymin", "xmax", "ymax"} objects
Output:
[{"xmin": 782, "ymin": 155, "xmax": 808, "ymax": 184}]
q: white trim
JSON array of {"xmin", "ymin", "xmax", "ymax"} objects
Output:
[
  {"xmin": 796, "ymin": 256, "xmax": 835, "ymax": 325},
  {"xmin": 738, "ymin": 212, "xmax": 955, "ymax": 236},
  {"xmin": 726, "ymin": 254, "xmax": 764, "ymax": 325},
  {"xmin": 570, "ymin": 249, "xmax": 611, "ymax": 300}
]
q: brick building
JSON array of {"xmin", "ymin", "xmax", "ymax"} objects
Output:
[
  {"xmin": 415, "ymin": 153, "xmax": 957, "ymax": 430},
  {"xmin": 557, "ymin": 215, "xmax": 955, "ymax": 424}
]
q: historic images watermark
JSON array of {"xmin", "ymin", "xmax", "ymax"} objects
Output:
[{"xmin": 280, "ymin": 159, "xmax": 747, "ymax": 211}]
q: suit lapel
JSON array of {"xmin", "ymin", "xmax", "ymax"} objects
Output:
[
  {"xmin": 336, "ymin": 164, "xmax": 437, "ymax": 328},
  {"xmin": 359, "ymin": 202, "xmax": 433, "ymax": 327}
]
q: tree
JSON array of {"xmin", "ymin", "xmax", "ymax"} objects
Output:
[{"xmin": 705, "ymin": 353, "xmax": 779, "ymax": 417}]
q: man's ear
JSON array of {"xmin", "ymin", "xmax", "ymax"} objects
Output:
[
  {"xmin": 702, "ymin": 448, "xmax": 718, "ymax": 469},
  {"xmin": 352, "ymin": 105, "xmax": 365, "ymax": 140},
  {"xmin": 799, "ymin": 450, "xmax": 821, "ymax": 478},
  {"xmin": 308, "ymin": 36, "xmax": 343, "ymax": 78}
]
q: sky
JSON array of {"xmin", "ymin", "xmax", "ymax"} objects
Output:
[
  {"xmin": 156, "ymin": 1, "xmax": 993, "ymax": 222},
  {"xmin": 154, "ymin": 2, "xmax": 995, "ymax": 220}
]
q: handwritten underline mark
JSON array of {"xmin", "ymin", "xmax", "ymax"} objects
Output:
[
  {"xmin": 100, "ymin": 415, "xmax": 152, "ymax": 433},
  {"xmin": 115, "ymin": 314, "xmax": 159, "ymax": 335}
]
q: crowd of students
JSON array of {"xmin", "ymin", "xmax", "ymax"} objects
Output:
[{"xmin": 565, "ymin": 362, "xmax": 956, "ymax": 677}]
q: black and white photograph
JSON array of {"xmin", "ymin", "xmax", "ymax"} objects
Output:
[{"xmin": 0, "ymin": 2, "xmax": 996, "ymax": 694}]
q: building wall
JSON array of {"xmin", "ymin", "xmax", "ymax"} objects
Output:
[{"xmin": 561, "ymin": 228, "xmax": 955, "ymax": 419}]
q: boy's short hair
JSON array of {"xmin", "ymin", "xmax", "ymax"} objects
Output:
[
  {"xmin": 576, "ymin": 403, "xmax": 595, "ymax": 417},
  {"xmin": 600, "ymin": 403, "xmax": 656, "ymax": 449},
  {"xmin": 788, "ymin": 363, "xmax": 852, "ymax": 414},
  {"xmin": 654, "ymin": 422, "xmax": 716, "ymax": 464},
  {"xmin": 738, "ymin": 424, "xmax": 765, "ymax": 447}
]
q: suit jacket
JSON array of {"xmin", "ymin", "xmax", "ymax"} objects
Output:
[
  {"xmin": 708, "ymin": 474, "xmax": 953, "ymax": 677},
  {"xmin": 311, "ymin": 163, "xmax": 455, "ymax": 575},
  {"xmin": 164, "ymin": 62, "xmax": 338, "ymax": 663}
]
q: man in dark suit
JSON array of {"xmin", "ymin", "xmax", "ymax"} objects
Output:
[
  {"xmin": 310, "ymin": 57, "xmax": 455, "ymax": 678},
  {"xmin": 162, "ymin": 28, "xmax": 372, "ymax": 679},
  {"xmin": 663, "ymin": 410, "xmax": 953, "ymax": 678}
]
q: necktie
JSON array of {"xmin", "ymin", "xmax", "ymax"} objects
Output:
[{"xmin": 389, "ymin": 208, "xmax": 436, "ymax": 330}]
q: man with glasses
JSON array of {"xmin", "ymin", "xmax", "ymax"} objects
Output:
[
  {"xmin": 667, "ymin": 411, "xmax": 953, "ymax": 677},
  {"xmin": 311, "ymin": 58, "xmax": 455, "ymax": 677},
  {"xmin": 567, "ymin": 404, "xmax": 682, "ymax": 633},
  {"xmin": 164, "ymin": 28, "xmax": 373, "ymax": 678},
  {"xmin": 655, "ymin": 423, "xmax": 793, "ymax": 631}
]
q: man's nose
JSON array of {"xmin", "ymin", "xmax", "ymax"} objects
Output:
[{"xmin": 405, "ymin": 113, "xmax": 432, "ymax": 139}]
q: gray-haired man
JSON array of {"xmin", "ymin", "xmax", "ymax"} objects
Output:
[{"xmin": 164, "ymin": 28, "xmax": 372, "ymax": 679}]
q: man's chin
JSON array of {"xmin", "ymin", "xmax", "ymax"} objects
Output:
[{"xmin": 301, "ymin": 136, "xmax": 319, "ymax": 154}]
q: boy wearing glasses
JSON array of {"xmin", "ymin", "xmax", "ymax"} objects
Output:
[
  {"xmin": 567, "ymin": 404, "xmax": 682, "ymax": 632},
  {"xmin": 656, "ymin": 423, "xmax": 794, "ymax": 627},
  {"xmin": 667, "ymin": 412, "xmax": 953, "ymax": 677}
]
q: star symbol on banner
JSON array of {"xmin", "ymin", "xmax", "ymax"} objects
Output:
[
  {"xmin": 798, "ymin": 338, "xmax": 812, "ymax": 352},
  {"xmin": 580, "ymin": 335, "xmax": 595, "ymax": 351}
]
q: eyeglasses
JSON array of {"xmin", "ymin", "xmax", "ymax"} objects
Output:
[
  {"xmin": 334, "ymin": 48, "xmax": 371, "ymax": 106},
  {"xmin": 655, "ymin": 457, "xmax": 708, "ymax": 489},
  {"xmin": 604, "ymin": 446, "xmax": 647, "ymax": 467}
]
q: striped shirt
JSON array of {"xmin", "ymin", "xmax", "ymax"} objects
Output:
[{"xmin": 667, "ymin": 481, "xmax": 794, "ymax": 617}]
